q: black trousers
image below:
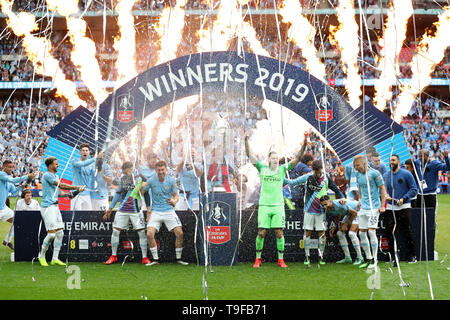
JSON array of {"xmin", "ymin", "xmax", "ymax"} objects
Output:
[
  {"xmin": 383, "ymin": 208, "xmax": 416, "ymax": 259},
  {"xmin": 414, "ymin": 194, "xmax": 437, "ymax": 209}
]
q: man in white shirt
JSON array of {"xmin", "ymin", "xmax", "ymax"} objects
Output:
[{"xmin": 15, "ymin": 189, "xmax": 41, "ymax": 211}]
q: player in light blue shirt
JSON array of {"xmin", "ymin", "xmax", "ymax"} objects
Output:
[
  {"xmin": 354, "ymin": 155, "xmax": 386, "ymax": 269},
  {"xmin": 0, "ymin": 160, "xmax": 33, "ymax": 250},
  {"xmin": 90, "ymin": 161, "xmax": 113, "ymax": 211},
  {"xmin": 142, "ymin": 160, "xmax": 187, "ymax": 265},
  {"xmin": 344, "ymin": 163, "xmax": 359, "ymax": 201},
  {"xmin": 176, "ymin": 151, "xmax": 202, "ymax": 211},
  {"xmin": 38, "ymin": 157, "xmax": 84, "ymax": 267},
  {"xmin": 138, "ymin": 152, "xmax": 158, "ymax": 181},
  {"xmin": 138, "ymin": 152, "xmax": 158, "ymax": 206},
  {"xmin": 320, "ymin": 195, "xmax": 363, "ymax": 264},
  {"xmin": 370, "ymin": 152, "xmax": 387, "ymax": 177},
  {"xmin": 71, "ymin": 143, "xmax": 103, "ymax": 210}
]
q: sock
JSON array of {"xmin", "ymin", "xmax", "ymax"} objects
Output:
[
  {"xmin": 359, "ymin": 231, "xmax": 373, "ymax": 260},
  {"xmin": 276, "ymin": 237, "xmax": 285, "ymax": 260},
  {"xmin": 137, "ymin": 230, "xmax": 148, "ymax": 259},
  {"xmin": 150, "ymin": 246, "xmax": 159, "ymax": 260},
  {"xmin": 111, "ymin": 229, "xmax": 120, "ymax": 256},
  {"xmin": 303, "ymin": 235, "xmax": 310, "ymax": 258},
  {"xmin": 368, "ymin": 229, "xmax": 378, "ymax": 262},
  {"xmin": 337, "ymin": 231, "xmax": 350, "ymax": 258},
  {"xmin": 39, "ymin": 233, "xmax": 56, "ymax": 259},
  {"xmin": 318, "ymin": 234, "xmax": 326, "ymax": 258},
  {"xmin": 175, "ymin": 247, "xmax": 183, "ymax": 260},
  {"xmin": 52, "ymin": 230, "xmax": 64, "ymax": 261},
  {"xmin": 348, "ymin": 231, "xmax": 363, "ymax": 259},
  {"xmin": 255, "ymin": 236, "xmax": 264, "ymax": 259},
  {"xmin": 4, "ymin": 225, "xmax": 13, "ymax": 243}
]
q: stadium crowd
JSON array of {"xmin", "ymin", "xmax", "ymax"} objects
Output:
[{"xmin": 9, "ymin": 0, "xmax": 447, "ymax": 12}]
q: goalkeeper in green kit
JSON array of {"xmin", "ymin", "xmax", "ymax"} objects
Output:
[{"xmin": 245, "ymin": 135, "xmax": 306, "ymax": 268}]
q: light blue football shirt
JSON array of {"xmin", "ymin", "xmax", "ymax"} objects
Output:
[
  {"xmin": 0, "ymin": 171, "xmax": 28, "ymax": 210},
  {"xmin": 327, "ymin": 199, "xmax": 359, "ymax": 217},
  {"xmin": 41, "ymin": 171, "xmax": 59, "ymax": 208},
  {"xmin": 72, "ymin": 157, "xmax": 95, "ymax": 196},
  {"xmin": 143, "ymin": 174, "xmax": 178, "ymax": 212},
  {"xmin": 356, "ymin": 168, "xmax": 384, "ymax": 210},
  {"xmin": 90, "ymin": 162, "xmax": 113, "ymax": 200}
]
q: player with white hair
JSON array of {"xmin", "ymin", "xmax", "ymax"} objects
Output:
[{"xmin": 353, "ymin": 155, "xmax": 386, "ymax": 269}]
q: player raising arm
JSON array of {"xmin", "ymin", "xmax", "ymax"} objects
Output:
[
  {"xmin": 38, "ymin": 157, "xmax": 85, "ymax": 267},
  {"xmin": 284, "ymin": 160, "xmax": 344, "ymax": 266},
  {"xmin": 245, "ymin": 135, "xmax": 306, "ymax": 268}
]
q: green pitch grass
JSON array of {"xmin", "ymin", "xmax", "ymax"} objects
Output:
[{"xmin": 0, "ymin": 196, "xmax": 449, "ymax": 300}]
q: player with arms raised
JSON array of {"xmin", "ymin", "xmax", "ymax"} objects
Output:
[
  {"xmin": 284, "ymin": 160, "xmax": 344, "ymax": 266},
  {"xmin": 38, "ymin": 157, "xmax": 84, "ymax": 266},
  {"xmin": 245, "ymin": 135, "xmax": 306, "ymax": 268}
]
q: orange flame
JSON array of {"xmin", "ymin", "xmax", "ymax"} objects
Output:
[
  {"xmin": 395, "ymin": 7, "xmax": 450, "ymax": 122},
  {"xmin": 279, "ymin": 0, "xmax": 326, "ymax": 82},
  {"xmin": 373, "ymin": 0, "xmax": 413, "ymax": 111},
  {"xmin": 114, "ymin": 0, "xmax": 138, "ymax": 86},
  {"xmin": 46, "ymin": 0, "xmax": 109, "ymax": 105},
  {"xmin": 328, "ymin": 0, "xmax": 361, "ymax": 109},
  {"xmin": 197, "ymin": 0, "xmax": 237, "ymax": 52},
  {"xmin": 155, "ymin": 0, "xmax": 188, "ymax": 64},
  {"xmin": 0, "ymin": 0, "xmax": 86, "ymax": 109}
]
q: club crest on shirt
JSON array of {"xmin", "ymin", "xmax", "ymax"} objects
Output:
[
  {"xmin": 117, "ymin": 94, "xmax": 134, "ymax": 123},
  {"xmin": 314, "ymin": 93, "xmax": 334, "ymax": 122}
]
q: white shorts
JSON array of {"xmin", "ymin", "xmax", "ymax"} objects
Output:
[
  {"xmin": 40, "ymin": 205, "xmax": 64, "ymax": 231},
  {"xmin": 341, "ymin": 214, "xmax": 358, "ymax": 225},
  {"xmin": 358, "ymin": 208, "xmax": 379, "ymax": 229},
  {"xmin": 147, "ymin": 209, "xmax": 182, "ymax": 232},
  {"xmin": 0, "ymin": 206, "xmax": 14, "ymax": 222},
  {"xmin": 113, "ymin": 211, "xmax": 146, "ymax": 230},
  {"xmin": 70, "ymin": 194, "xmax": 93, "ymax": 211},
  {"xmin": 303, "ymin": 212, "xmax": 325, "ymax": 231},
  {"xmin": 91, "ymin": 198, "xmax": 109, "ymax": 211}
]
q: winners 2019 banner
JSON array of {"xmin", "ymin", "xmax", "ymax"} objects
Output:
[{"xmin": 43, "ymin": 51, "xmax": 408, "ymax": 183}]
